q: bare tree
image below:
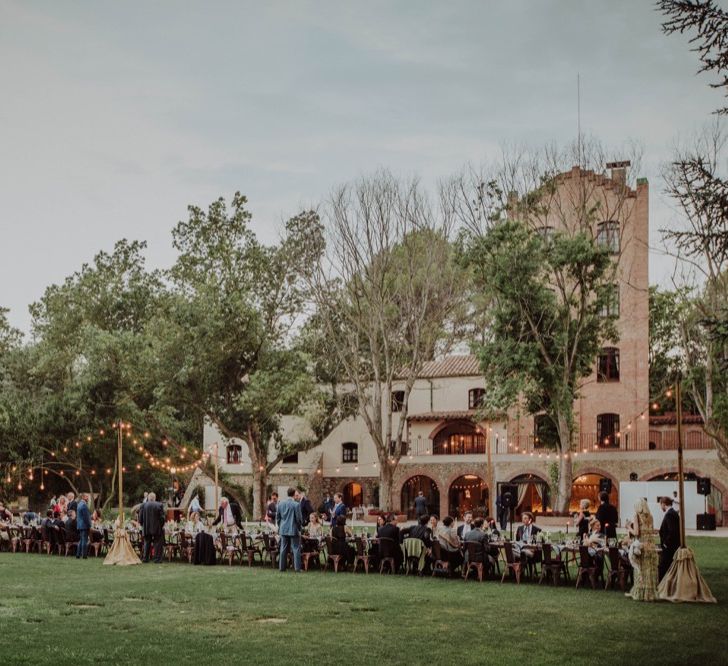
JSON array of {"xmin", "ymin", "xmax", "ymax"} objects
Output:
[
  {"xmin": 662, "ymin": 121, "xmax": 728, "ymax": 465},
  {"xmin": 298, "ymin": 171, "xmax": 465, "ymax": 510}
]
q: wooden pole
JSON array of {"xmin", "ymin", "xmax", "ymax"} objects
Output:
[
  {"xmin": 214, "ymin": 442, "xmax": 219, "ymax": 514},
  {"xmin": 117, "ymin": 420, "xmax": 124, "ymax": 524},
  {"xmin": 675, "ymin": 374, "xmax": 686, "ymax": 548}
]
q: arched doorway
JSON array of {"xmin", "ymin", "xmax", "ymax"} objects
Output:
[
  {"xmin": 401, "ymin": 476, "xmax": 440, "ymax": 519},
  {"xmin": 432, "ymin": 422, "xmax": 485, "ymax": 455},
  {"xmin": 511, "ymin": 473, "xmax": 551, "ymax": 517},
  {"xmin": 449, "ymin": 475, "xmax": 488, "ymax": 519},
  {"xmin": 342, "ymin": 482, "xmax": 363, "ymax": 508},
  {"xmin": 571, "ymin": 473, "xmax": 617, "ymax": 514}
]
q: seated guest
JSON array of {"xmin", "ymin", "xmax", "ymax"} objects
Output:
[
  {"xmin": 515, "ymin": 511, "xmax": 542, "ymax": 566},
  {"xmin": 65, "ymin": 510, "xmax": 80, "ymax": 544},
  {"xmin": 584, "ymin": 517, "xmax": 606, "ymax": 569},
  {"xmin": 401, "ymin": 515, "xmax": 432, "ymax": 547},
  {"xmin": 41, "ymin": 510, "xmax": 61, "ymax": 547},
  {"xmin": 457, "ymin": 511, "xmax": 473, "ymax": 539},
  {"xmin": 437, "ymin": 516, "xmax": 464, "ymax": 569},
  {"xmin": 330, "ymin": 515, "xmax": 354, "ymax": 565},
  {"xmin": 485, "ymin": 517, "xmax": 500, "ymax": 539},
  {"xmin": 428, "ymin": 515, "xmax": 439, "ymax": 536},
  {"xmin": 92, "ymin": 509, "xmax": 103, "ymax": 527},
  {"xmin": 463, "ymin": 518, "xmax": 498, "ymax": 569},
  {"xmin": 376, "ymin": 514, "xmax": 403, "ymax": 570},
  {"xmin": 307, "ymin": 512, "xmax": 324, "ymax": 538},
  {"xmin": 575, "ymin": 499, "xmax": 591, "ymax": 541},
  {"xmin": 185, "ymin": 511, "xmax": 205, "ymax": 535}
]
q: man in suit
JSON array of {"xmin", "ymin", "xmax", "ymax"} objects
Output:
[
  {"xmin": 330, "ymin": 493, "xmax": 347, "ymax": 527},
  {"xmin": 659, "ymin": 496, "xmax": 681, "ymax": 580},
  {"xmin": 276, "ymin": 487, "xmax": 303, "ymax": 572},
  {"xmin": 457, "ymin": 511, "xmax": 473, "ymax": 539},
  {"xmin": 265, "ymin": 493, "xmax": 279, "ymax": 523},
  {"xmin": 515, "ymin": 511, "xmax": 542, "ymax": 567},
  {"xmin": 139, "ymin": 492, "xmax": 165, "ymax": 563},
  {"xmin": 595, "ymin": 491, "xmax": 619, "ymax": 540},
  {"xmin": 75, "ymin": 494, "xmax": 92, "ymax": 559},
  {"xmin": 414, "ymin": 491, "xmax": 428, "ymax": 519},
  {"xmin": 297, "ymin": 490, "xmax": 314, "ymax": 525},
  {"xmin": 496, "ymin": 493, "xmax": 509, "ymax": 531}
]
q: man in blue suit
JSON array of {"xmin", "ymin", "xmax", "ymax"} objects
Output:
[
  {"xmin": 276, "ymin": 487, "xmax": 303, "ymax": 572},
  {"xmin": 330, "ymin": 492, "xmax": 347, "ymax": 527},
  {"xmin": 76, "ymin": 493, "xmax": 92, "ymax": 559}
]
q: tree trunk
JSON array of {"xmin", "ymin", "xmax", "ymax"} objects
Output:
[
  {"xmin": 378, "ymin": 462, "xmax": 396, "ymax": 512},
  {"xmin": 252, "ymin": 470, "xmax": 268, "ymax": 520},
  {"xmin": 554, "ymin": 413, "xmax": 574, "ymax": 515}
]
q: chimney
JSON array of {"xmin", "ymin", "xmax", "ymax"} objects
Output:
[{"xmin": 606, "ymin": 160, "xmax": 630, "ymax": 187}]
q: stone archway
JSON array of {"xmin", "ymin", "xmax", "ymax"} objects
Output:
[
  {"xmin": 448, "ymin": 474, "xmax": 488, "ymax": 519},
  {"xmin": 570, "ymin": 467, "xmax": 619, "ymax": 514},
  {"xmin": 400, "ymin": 475, "xmax": 440, "ymax": 519}
]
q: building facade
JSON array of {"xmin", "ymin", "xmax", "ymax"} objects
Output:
[{"xmin": 198, "ymin": 166, "xmax": 727, "ymax": 525}]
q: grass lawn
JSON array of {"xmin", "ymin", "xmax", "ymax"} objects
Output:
[{"xmin": 1, "ymin": 537, "xmax": 727, "ymax": 666}]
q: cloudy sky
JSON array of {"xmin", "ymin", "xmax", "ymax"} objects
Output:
[{"xmin": 0, "ymin": 0, "xmax": 721, "ymax": 333}]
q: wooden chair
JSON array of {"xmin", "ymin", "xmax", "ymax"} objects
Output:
[
  {"xmin": 353, "ymin": 536, "xmax": 370, "ymax": 573},
  {"xmin": 605, "ymin": 546, "xmax": 632, "ymax": 591},
  {"xmin": 164, "ymin": 532, "xmax": 181, "ymax": 562},
  {"xmin": 539, "ymin": 543, "xmax": 569, "ymax": 586},
  {"xmin": 179, "ymin": 532, "xmax": 195, "ymax": 564},
  {"xmin": 431, "ymin": 540, "xmax": 451, "ymax": 577},
  {"xmin": 217, "ymin": 531, "xmax": 241, "ymax": 566},
  {"xmin": 463, "ymin": 541, "xmax": 486, "ymax": 582},
  {"xmin": 239, "ymin": 532, "xmax": 263, "ymax": 567},
  {"xmin": 22, "ymin": 526, "xmax": 38, "ymax": 553},
  {"xmin": 323, "ymin": 535, "xmax": 344, "ymax": 573},
  {"xmin": 36, "ymin": 526, "xmax": 53, "ymax": 555},
  {"xmin": 261, "ymin": 533, "xmax": 279, "ymax": 568},
  {"xmin": 88, "ymin": 529, "xmax": 107, "ymax": 557},
  {"xmin": 575, "ymin": 546, "xmax": 601, "ymax": 590},
  {"xmin": 300, "ymin": 538, "xmax": 321, "ymax": 571},
  {"xmin": 501, "ymin": 542, "xmax": 523, "ymax": 584},
  {"xmin": 378, "ymin": 537, "xmax": 398, "ymax": 574}
]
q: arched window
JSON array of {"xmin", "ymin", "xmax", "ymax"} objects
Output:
[
  {"xmin": 468, "ymin": 388, "xmax": 485, "ymax": 409},
  {"xmin": 597, "ymin": 413, "xmax": 620, "ymax": 448},
  {"xmin": 597, "ymin": 347, "xmax": 620, "ymax": 382},
  {"xmin": 342, "ymin": 442, "xmax": 358, "ymax": 463},
  {"xmin": 226, "ymin": 444, "xmax": 242, "ymax": 465},
  {"xmin": 596, "ymin": 221, "xmax": 620, "ymax": 254},
  {"xmin": 433, "ymin": 422, "xmax": 485, "ymax": 455}
]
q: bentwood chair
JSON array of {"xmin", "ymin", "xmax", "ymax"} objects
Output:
[
  {"xmin": 605, "ymin": 546, "xmax": 632, "ymax": 591},
  {"xmin": 239, "ymin": 532, "xmax": 263, "ymax": 567},
  {"xmin": 37, "ymin": 526, "xmax": 53, "ymax": 555},
  {"xmin": 217, "ymin": 531, "xmax": 241, "ymax": 566},
  {"xmin": 378, "ymin": 537, "xmax": 398, "ymax": 574},
  {"xmin": 430, "ymin": 541, "xmax": 451, "ymax": 577},
  {"xmin": 575, "ymin": 546, "xmax": 601, "ymax": 590},
  {"xmin": 463, "ymin": 542, "xmax": 486, "ymax": 582},
  {"xmin": 323, "ymin": 535, "xmax": 344, "ymax": 573},
  {"xmin": 353, "ymin": 536, "xmax": 370, "ymax": 573},
  {"xmin": 539, "ymin": 543, "xmax": 569, "ymax": 586},
  {"xmin": 501, "ymin": 542, "xmax": 523, "ymax": 584},
  {"xmin": 262, "ymin": 533, "xmax": 279, "ymax": 568}
]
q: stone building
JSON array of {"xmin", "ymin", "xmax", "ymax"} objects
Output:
[{"xmin": 196, "ymin": 165, "xmax": 726, "ymax": 525}]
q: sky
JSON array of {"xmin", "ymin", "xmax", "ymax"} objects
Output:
[{"xmin": 0, "ymin": 0, "xmax": 721, "ymax": 333}]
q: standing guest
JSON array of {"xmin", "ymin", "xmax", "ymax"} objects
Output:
[
  {"xmin": 457, "ymin": 511, "xmax": 474, "ymax": 539},
  {"xmin": 595, "ymin": 491, "xmax": 619, "ymax": 540},
  {"xmin": 187, "ymin": 494, "xmax": 202, "ymax": 519},
  {"xmin": 139, "ymin": 492, "xmax": 165, "ymax": 563},
  {"xmin": 414, "ymin": 491, "xmax": 428, "ymax": 519},
  {"xmin": 66, "ymin": 492, "xmax": 77, "ymax": 514},
  {"xmin": 276, "ymin": 487, "xmax": 303, "ymax": 572},
  {"xmin": 266, "ymin": 493, "xmax": 279, "ymax": 523},
  {"xmin": 496, "ymin": 493, "xmax": 509, "ymax": 531},
  {"xmin": 0, "ymin": 502, "xmax": 12, "ymax": 522},
  {"xmin": 330, "ymin": 493, "xmax": 347, "ymax": 527},
  {"xmin": 299, "ymin": 490, "xmax": 314, "ymax": 525},
  {"xmin": 48, "ymin": 496, "xmax": 58, "ymax": 512},
  {"xmin": 626, "ymin": 498, "xmax": 658, "ymax": 601},
  {"xmin": 658, "ymin": 496, "xmax": 681, "ymax": 580},
  {"xmin": 75, "ymin": 494, "xmax": 92, "ymax": 559},
  {"xmin": 575, "ymin": 499, "xmax": 591, "ymax": 541},
  {"xmin": 330, "ymin": 514, "xmax": 355, "ymax": 566},
  {"xmin": 213, "ymin": 498, "xmax": 240, "ymax": 529},
  {"xmin": 322, "ymin": 494, "xmax": 335, "ymax": 520}
]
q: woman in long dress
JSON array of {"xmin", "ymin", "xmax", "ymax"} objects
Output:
[{"xmin": 626, "ymin": 498, "xmax": 658, "ymax": 601}]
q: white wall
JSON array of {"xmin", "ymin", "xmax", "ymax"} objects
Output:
[{"xmin": 619, "ymin": 481, "xmax": 703, "ymax": 530}]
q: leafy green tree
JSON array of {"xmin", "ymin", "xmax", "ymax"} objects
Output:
[
  {"xmin": 150, "ymin": 194, "xmax": 338, "ymax": 517},
  {"xmin": 462, "ymin": 218, "xmax": 617, "ymax": 513}
]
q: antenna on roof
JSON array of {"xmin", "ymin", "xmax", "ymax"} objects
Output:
[{"xmin": 577, "ymin": 72, "xmax": 582, "ymax": 168}]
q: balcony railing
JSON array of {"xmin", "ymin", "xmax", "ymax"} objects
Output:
[{"xmin": 405, "ymin": 430, "xmax": 715, "ymax": 457}]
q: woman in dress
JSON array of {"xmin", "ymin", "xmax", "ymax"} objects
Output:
[{"xmin": 626, "ymin": 497, "xmax": 658, "ymax": 602}]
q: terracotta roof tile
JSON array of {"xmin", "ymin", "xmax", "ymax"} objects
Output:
[
  {"xmin": 416, "ymin": 355, "xmax": 481, "ymax": 379},
  {"xmin": 408, "ymin": 410, "xmax": 477, "ymax": 422},
  {"xmin": 649, "ymin": 413, "xmax": 704, "ymax": 426}
]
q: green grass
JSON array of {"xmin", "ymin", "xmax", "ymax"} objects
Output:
[{"xmin": 1, "ymin": 538, "xmax": 727, "ymax": 666}]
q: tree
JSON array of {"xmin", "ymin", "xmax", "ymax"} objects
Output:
[
  {"xmin": 150, "ymin": 193, "xmax": 335, "ymax": 517},
  {"xmin": 462, "ymin": 218, "xmax": 617, "ymax": 513},
  {"xmin": 659, "ymin": 0, "xmax": 728, "ymax": 114},
  {"xmin": 662, "ymin": 123, "xmax": 728, "ymax": 466},
  {"xmin": 295, "ymin": 172, "xmax": 466, "ymax": 511}
]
